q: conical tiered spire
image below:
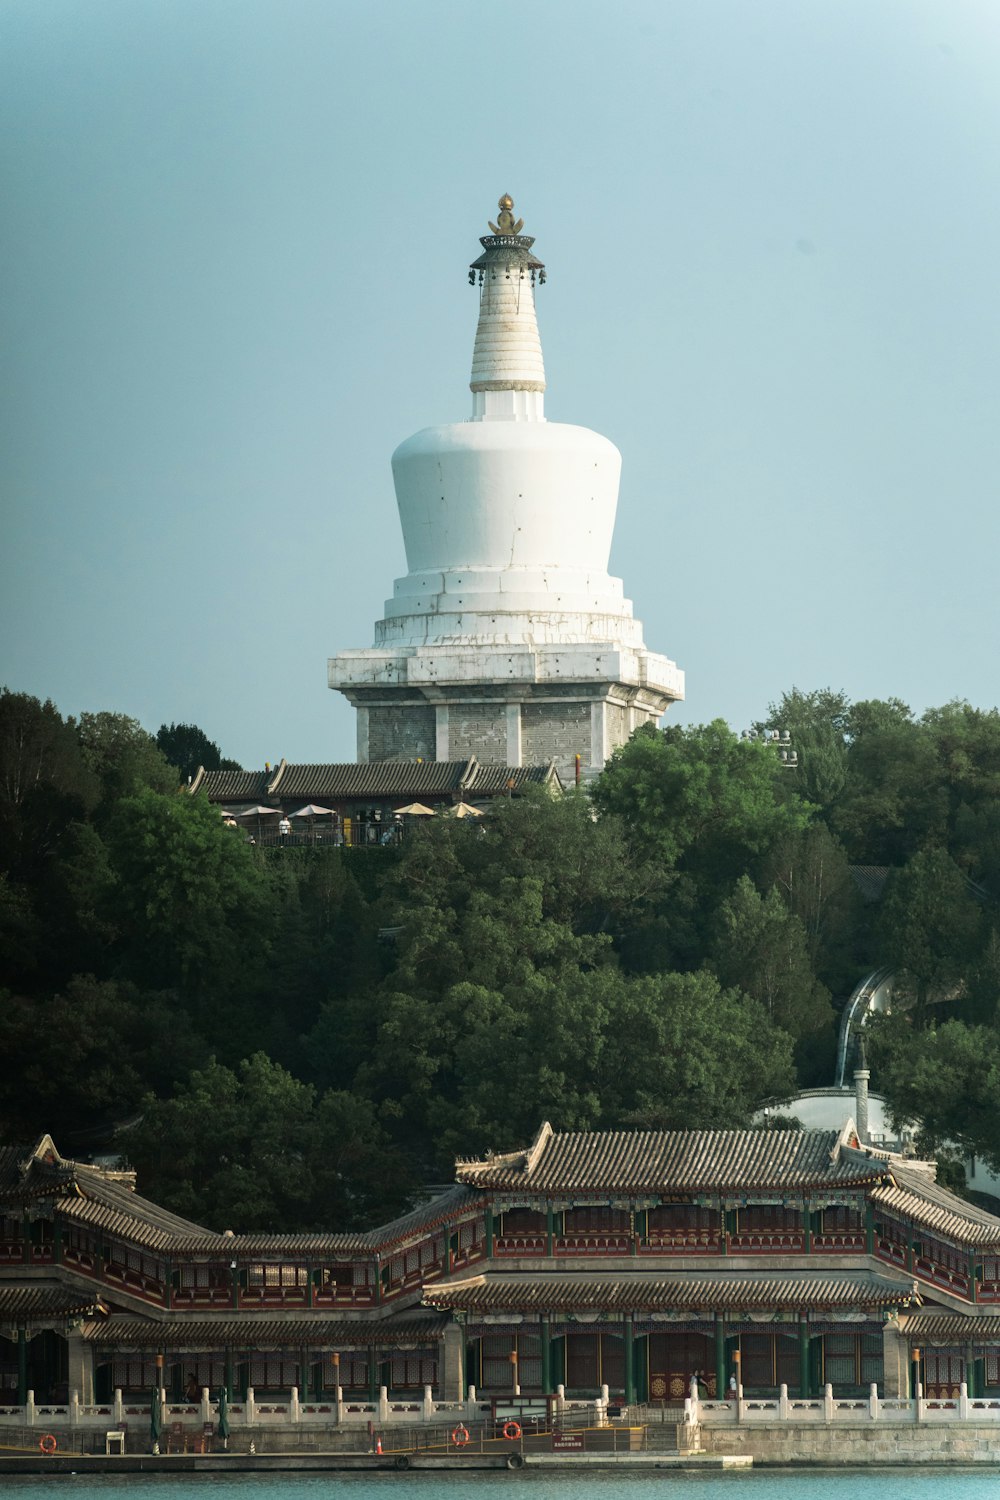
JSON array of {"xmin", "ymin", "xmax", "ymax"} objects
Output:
[{"xmin": 468, "ymin": 195, "xmax": 546, "ymax": 420}]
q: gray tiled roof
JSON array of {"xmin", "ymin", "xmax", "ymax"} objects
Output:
[
  {"xmin": 0, "ymin": 1285, "xmax": 105, "ymax": 1320},
  {"xmin": 272, "ymin": 762, "xmax": 468, "ymax": 798},
  {"xmin": 423, "ymin": 1271, "xmax": 916, "ymax": 1313},
  {"xmin": 193, "ymin": 768, "xmax": 271, "ymax": 801},
  {"xmin": 83, "ymin": 1312, "xmax": 448, "ymax": 1349},
  {"xmin": 903, "ymin": 1312, "xmax": 1000, "ymax": 1343},
  {"xmin": 455, "ymin": 1123, "xmax": 887, "ymax": 1193},
  {"xmin": 872, "ymin": 1164, "xmax": 1000, "ymax": 1247},
  {"xmin": 170, "ymin": 1185, "xmax": 480, "ymax": 1257}
]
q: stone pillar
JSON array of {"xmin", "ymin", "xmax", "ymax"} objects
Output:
[
  {"xmin": 505, "ymin": 704, "xmax": 521, "ymax": 765},
  {"xmin": 854, "ymin": 1059, "xmax": 870, "ymax": 1144},
  {"xmin": 356, "ymin": 707, "xmax": 370, "ymax": 763},
  {"xmin": 881, "ymin": 1322, "xmax": 908, "ymax": 1398},
  {"xmin": 798, "ymin": 1320, "xmax": 810, "ymax": 1398},
  {"xmin": 439, "ymin": 1322, "xmax": 465, "ymax": 1402},
  {"xmin": 435, "ymin": 705, "xmax": 450, "ymax": 761},
  {"xmin": 66, "ymin": 1332, "xmax": 93, "ymax": 1406},
  {"xmin": 590, "ymin": 701, "xmax": 607, "ymax": 772}
]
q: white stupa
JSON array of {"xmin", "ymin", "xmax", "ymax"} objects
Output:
[{"xmin": 329, "ymin": 195, "xmax": 683, "ymax": 781}]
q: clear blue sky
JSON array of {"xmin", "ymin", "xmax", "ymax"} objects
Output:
[{"xmin": 3, "ymin": 0, "xmax": 999, "ymax": 768}]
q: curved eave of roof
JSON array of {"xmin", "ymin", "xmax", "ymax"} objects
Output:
[
  {"xmin": 82, "ymin": 1312, "xmax": 449, "ymax": 1348},
  {"xmin": 0, "ymin": 1286, "xmax": 105, "ymax": 1320},
  {"xmin": 902, "ymin": 1312, "xmax": 1000, "ymax": 1342},
  {"xmin": 455, "ymin": 1127, "xmax": 888, "ymax": 1195},
  {"xmin": 873, "ymin": 1169, "xmax": 1000, "ymax": 1248},
  {"xmin": 422, "ymin": 1272, "xmax": 917, "ymax": 1314},
  {"xmin": 167, "ymin": 1187, "xmax": 483, "ymax": 1258}
]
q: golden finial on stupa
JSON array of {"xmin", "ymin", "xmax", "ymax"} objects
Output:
[{"xmin": 489, "ymin": 194, "xmax": 524, "ymax": 236}]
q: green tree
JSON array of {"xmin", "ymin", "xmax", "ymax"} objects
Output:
[
  {"xmin": 599, "ymin": 969, "xmax": 796, "ymax": 1128},
  {"xmin": 124, "ymin": 1053, "xmax": 412, "ymax": 1231},
  {"xmin": 0, "ymin": 976, "xmax": 202, "ymax": 1140},
  {"xmin": 0, "ymin": 690, "xmax": 97, "ymax": 877},
  {"xmin": 76, "ymin": 711, "xmax": 178, "ymax": 818},
  {"xmin": 710, "ymin": 876, "xmax": 836, "ymax": 1081},
  {"xmin": 876, "ymin": 849, "xmax": 983, "ymax": 1012},
  {"xmin": 593, "ymin": 721, "xmax": 810, "ymax": 879},
  {"xmin": 157, "ymin": 722, "xmax": 241, "ymax": 782},
  {"xmin": 758, "ymin": 823, "xmax": 861, "ymax": 992},
  {"xmin": 868, "ymin": 1013, "xmax": 1000, "ymax": 1171},
  {"xmin": 104, "ymin": 788, "xmax": 274, "ymax": 995}
]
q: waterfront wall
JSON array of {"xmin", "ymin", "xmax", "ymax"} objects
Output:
[{"xmin": 699, "ymin": 1423, "xmax": 1000, "ymax": 1464}]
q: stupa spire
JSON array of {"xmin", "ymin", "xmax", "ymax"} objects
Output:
[{"xmin": 468, "ymin": 195, "xmax": 546, "ymax": 421}]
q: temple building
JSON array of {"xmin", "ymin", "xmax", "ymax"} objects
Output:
[
  {"xmin": 329, "ymin": 197, "xmax": 683, "ymax": 783},
  {"xmin": 4, "ymin": 1122, "xmax": 1000, "ymax": 1411}
]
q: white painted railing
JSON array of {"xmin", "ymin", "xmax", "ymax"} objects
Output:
[
  {"xmin": 0, "ymin": 1383, "xmax": 606, "ymax": 1435},
  {"xmin": 686, "ymin": 1381, "xmax": 1000, "ymax": 1426}
]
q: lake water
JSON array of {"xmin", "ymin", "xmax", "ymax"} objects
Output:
[{"xmin": 3, "ymin": 1473, "xmax": 1000, "ymax": 1499}]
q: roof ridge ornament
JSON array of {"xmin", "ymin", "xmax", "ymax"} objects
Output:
[{"xmin": 489, "ymin": 193, "xmax": 524, "ymax": 236}]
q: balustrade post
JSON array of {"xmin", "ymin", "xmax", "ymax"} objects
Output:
[
  {"xmin": 960, "ymin": 1381, "xmax": 969, "ymax": 1420},
  {"xmin": 556, "ymin": 1383, "xmax": 565, "ymax": 1414},
  {"xmin": 422, "ymin": 1383, "xmax": 434, "ymax": 1422},
  {"xmin": 246, "ymin": 1387, "xmax": 256, "ymax": 1425},
  {"xmin": 113, "ymin": 1388, "xmax": 124, "ymax": 1425},
  {"xmin": 779, "ymin": 1383, "xmax": 790, "ymax": 1420},
  {"xmin": 25, "ymin": 1389, "xmax": 36, "ymax": 1427},
  {"xmin": 200, "ymin": 1387, "xmax": 211, "ymax": 1424},
  {"xmin": 869, "ymin": 1382, "xmax": 879, "ymax": 1421},
  {"xmin": 823, "ymin": 1382, "xmax": 834, "ymax": 1423},
  {"xmin": 17, "ymin": 1328, "xmax": 28, "ymax": 1407},
  {"xmin": 70, "ymin": 1390, "xmax": 80, "ymax": 1427},
  {"xmin": 335, "ymin": 1384, "xmax": 344, "ymax": 1425},
  {"xmin": 290, "ymin": 1386, "xmax": 300, "ymax": 1422},
  {"xmin": 378, "ymin": 1385, "xmax": 389, "ymax": 1423}
]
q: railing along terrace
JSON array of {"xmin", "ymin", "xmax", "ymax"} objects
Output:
[{"xmin": 689, "ymin": 1381, "xmax": 1000, "ymax": 1426}]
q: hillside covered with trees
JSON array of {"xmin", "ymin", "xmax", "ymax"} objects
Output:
[{"xmin": 1, "ymin": 684, "xmax": 999, "ymax": 1231}]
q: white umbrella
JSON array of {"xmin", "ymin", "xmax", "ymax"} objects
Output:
[
  {"xmin": 289, "ymin": 804, "xmax": 337, "ymax": 818},
  {"xmin": 235, "ymin": 806, "xmax": 282, "ymax": 817},
  {"xmin": 395, "ymin": 802, "xmax": 437, "ymax": 816}
]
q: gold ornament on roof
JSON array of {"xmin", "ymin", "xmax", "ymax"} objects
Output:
[{"xmin": 489, "ymin": 194, "xmax": 524, "ymax": 235}]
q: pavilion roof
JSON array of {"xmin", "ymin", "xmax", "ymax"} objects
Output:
[
  {"xmin": 190, "ymin": 756, "xmax": 561, "ymax": 805},
  {"xmin": 423, "ymin": 1270, "xmax": 916, "ymax": 1314},
  {"xmin": 902, "ymin": 1312, "xmax": 1000, "ymax": 1344},
  {"xmin": 0, "ymin": 1284, "xmax": 106, "ymax": 1323},
  {"xmin": 82, "ymin": 1311, "xmax": 447, "ymax": 1349},
  {"xmin": 455, "ymin": 1122, "xmax": 889, "ymax": 1195},
  {"xmin": 872, "ymin": 1163, "xmax": 1000, "ymax": 1247}
]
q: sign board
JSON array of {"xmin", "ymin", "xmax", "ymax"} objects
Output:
[{"xmin": 552, "ymin": 1432, "xmax": 584, "ymax": 1451}]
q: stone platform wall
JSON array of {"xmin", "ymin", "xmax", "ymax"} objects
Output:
[{"xmin": 698, "ymin": 1423, "xmax": 1000, "ymax": 1465}]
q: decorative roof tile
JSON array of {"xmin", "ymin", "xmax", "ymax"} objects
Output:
[
  {"xmin": 423, "ymin": 1271, "xmax": 915, "ymax": 1314},
  {"xmin": 872, "ymin": 1165, "xmax": 1000, "ymax": 1248},
  {"xmin": 0, "ymin": 1285, "xmax": 105, "ymax": 1321},
  {"xmin": 456, "ymin": 1124, "xmax": 887, "ymax": 1194},
  {"xmin": 82, "ymin": 1312, "xmax": 447, "ymax": 1349},
  {"xmin": 903, "ymin": 1312, "xmax": 1000, "ymax": 1343}
]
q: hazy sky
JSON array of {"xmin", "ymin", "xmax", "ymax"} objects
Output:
[{"xmin": 4, "ymin": 0, "xmax": 999, "ymax": 768}]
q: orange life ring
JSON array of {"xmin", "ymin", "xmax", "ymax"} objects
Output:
[
  {"xmin": 39, "ymin": 1434, "xmax": 57, "ymax": 1455},
  {"xmin": 451, "ymin": 1424, "xmax": 470, "ymax": 1446},
  {"xmin": 502, "ymin": 1419, "xmax": 521, "ymax": 1441}
]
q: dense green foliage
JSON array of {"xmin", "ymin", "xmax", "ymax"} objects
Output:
[{"xmin": 2, "ymin": 683, "xmax": 1000, "ymax": 1228}]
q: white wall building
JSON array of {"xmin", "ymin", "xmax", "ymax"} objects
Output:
[{"xmin": 329, "ymin": 195, "xmax": 683, "ymax": 781}]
